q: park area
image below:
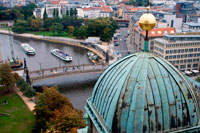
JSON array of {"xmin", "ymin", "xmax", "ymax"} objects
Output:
[{"xmin": 0, "ymin": 93, "xmax": 35, "ymax": 133}]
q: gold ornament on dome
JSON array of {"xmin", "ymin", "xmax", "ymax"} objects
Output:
[{"xmin": 139, "ymin": 7, "xmax": 157, "ymax": 31}]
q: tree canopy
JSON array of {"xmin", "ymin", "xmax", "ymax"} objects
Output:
[
  {"xmin": 33, "ymin": 86, "xmax": 86, "ymax": 132},
  {"xmin": 0, "ymin": 63, "xmax": 18, "ymax": 92}
]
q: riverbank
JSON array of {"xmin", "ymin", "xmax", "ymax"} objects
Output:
[{"xmin": 0, "ymin": 29, "xmax": 115, "ymax": 62}]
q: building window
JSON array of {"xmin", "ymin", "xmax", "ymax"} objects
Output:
[
  {"xmin": 174, "ymin": 50, "xmax": 177, "ymax": 53},
  {"xmin": 194, "ymin": 53, "xmax": 197, "ymax": 57},
  {"xmin": 189, "ymin": 54, "xmax": 193, "ymax": 57},
  {"xmin": 198, "ymin": 48, "xmax": 200, "ymax": 51},
  {"xmin": 181, "ymin": 55, "xmax": 184, "ymax": 58},
  {"xmin": 169, "ymin": 56, "xmax": 172, "ymax": 59},
  {"xmin": 184, "ymin": 60, "xmax": 187, "ymax": 63},
  {"xmin": 198, "ymin": 53, "xmax": 200, "ymax": 57},
  {"xmin": 181, "ymin": 49, "xmax": 184, "ymax": 53},
  {"xmin": 173, "ymin": 55, "xmax": 176, "ymax": 59},
  {"xmin": 184, "ymin": 54, "xmax": 188, "ymax": 58},
  {"xmin": 194, "ymin": 48, "xmax": 197, "ymax": 52},
  {"xmin": 180, "ymin": 60, "xmax": 183, "ymax": 63},
  {"xmin": 165, "ymin": 56, "xmax": 168, "ymax": 59},
  {"xmin": 173, "ymin": 61, "xmax": 175, "ymax": 64},
  {"xmin": 187, "ymin": 64, "xmax": 191, "ymax": 68},
  {"xmin": 188, "ymin": 59, "xmax": 192, "ymax": 63},
  {"xmin": 180, "ymin": 65, "xmax": 186, "ymax": 69},
  {"xmin": 193, "ymin": 64, "xmax": 198, "ymax": 68},
  {"xmin": 178, "ymin": 49, "xmax": 181, "ymax": 53},
  {"xmin": 197, "ymin": 59, "xmax": 200, "ymax": 62},
  {"xmin": 151, "ymin": 31, "xmax": 155, "ymax": 34},
  {"xmin": 166, "ymin": 50, "xmax": 169, "ymax": 54},
  {"xmin": 177, "ymin": 55, "xmax": 180, "ymax": 58},
  {"xmin": 170, "ymin": 50, "xmax": 173, "ymax": 53},
  {"xmin": 189, "ymin": 48, "xmax": 193, "ymax": 52},
  {"xmin": 185, "ymin": 49, "xmax": 188, "ymax": 52},
  {"xmin": 193, "ymin": 59, "xmax": 196, "ymax": 62},
  {"xmin": 176, "ymin": 60, "xmax": 179, "ymax": 64},
  {"xmin": 158, "ymin": 31, "xmax": 161, "ymax": 34}
]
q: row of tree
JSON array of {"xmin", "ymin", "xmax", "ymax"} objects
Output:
[
  {"xmin": 16, "ymin": 78, "xmax": 36, "ymax": 98},
  {"xmin": 10, "ymin": 3, "xmax": 118, "ymax": 42}
]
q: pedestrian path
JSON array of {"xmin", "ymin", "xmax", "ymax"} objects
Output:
[{"xmin": 14, "ymin": 87, "xmax": 35, "ymax": 112}]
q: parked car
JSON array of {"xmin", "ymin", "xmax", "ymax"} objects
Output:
[
  {"xmin": 114, "ymin": 42, "xmax": 120, "ymax": 46},
  {"xmin": 114, "ymin": 39, "xmax": 118, "ymax": 42}
]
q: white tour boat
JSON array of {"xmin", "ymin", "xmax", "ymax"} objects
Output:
[
  {"xmin": 21, "ymin": 43, "xmax": 36, "ymax": 55},
  {"xmin": 50, "ymin": 49, "xmax": 72, "ymax": 62}
]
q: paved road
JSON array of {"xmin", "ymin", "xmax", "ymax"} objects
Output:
[{"xmin": 113, "ymin": 28, "xmax": 129, "ymax": 57}]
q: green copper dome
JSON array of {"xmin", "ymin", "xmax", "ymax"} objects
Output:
[{"xmin": 85, "ymin": 52, "xmax": 199, "ymax": 132}]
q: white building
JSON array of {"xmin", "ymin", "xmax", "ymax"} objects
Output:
[
  {"xmin": 182, "ymin": 23, "xmax": 200, "ymax": 32},
  {"xmin": 164, "ymin": 14, "xmax": 183, "ymax": 32},
  {"xmin": 77, "ymin": 7, "xmax": 100, "ymax": 18}
]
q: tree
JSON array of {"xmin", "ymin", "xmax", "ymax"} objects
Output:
[
  {"xmin": 73, "ymin": 8, "xmax": 77, "ymax": 17},
  {"xmin": 73, "ymin": 26, "xmax": 87, "ymax": 39},
  {"xmin": 100, "ymin": 26, "xmax": 113, "ymax": 42},
  {"xmin": 43, "ymin": 18, "xmax": 53, "ymax": 30},
  {"xmin": 33, "ymin": 86, "xmax": 86, "ymax": 132},
  {"xmin": 53, "ymin": 8, "xmax": 56, "ymax": 18},
  {"xmin": 23, "ymin": 86, "xmax": 36, "ymax": 98},
  {"xmin": 12, "ymin": 19, "xmax": 28, "ymax": 33},
  {"xmin": 67, "ymin": 26, "xmax": 74, "ymax": 35},
  {"xmin": 43, "ymin": 8, "xmax": 48, "ymax": 20},
  {"xmin": 196, "ymin": 77, "xmax": 200, "ymax": 82},
  {"xmin": 70, "ymin": 8, "xmax": 73, "ymax": 17},
  {"xmin": 31, "ymin": 17, "xmax": 42, "ymax": 31},
  {"xmin": 0, "ymin": 64, "xmax": 16, "ymax": 92},
  {"xmin": 66, "ymin": 9, "xmax": 69, "ymax": 16},
  {"xmin": 50, "ymin": 23, "xmax": 63, "ymax": 35}
]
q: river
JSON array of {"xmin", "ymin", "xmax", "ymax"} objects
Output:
[
  {"xmin": 0, "ymin": 33, "xmax": 98, "ymax": 113},
  {"xmin": 0, "ymin": 34, "xmax": 91, "ymax": 71}
]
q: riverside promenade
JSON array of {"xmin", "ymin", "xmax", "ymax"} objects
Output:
[{"xmin": 0, "ymin": 29, "xmax": 113, "ymax": 62}]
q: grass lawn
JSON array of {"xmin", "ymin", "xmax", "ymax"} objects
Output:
[
  {"xmin": 0, "ymin": 27, "xmax": 9, "ymax": 30},
  {"xmin": 31, "ymin": 31, "xmax": 73, "ymax": 38},
  {"xmin": 0, "ymin": 93, "xmax": 35, "ymax": 133}
]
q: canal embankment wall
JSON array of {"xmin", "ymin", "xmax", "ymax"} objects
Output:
[{"xmin": 0, "ymin": 30, "xmax": 114, "ymax": 62}]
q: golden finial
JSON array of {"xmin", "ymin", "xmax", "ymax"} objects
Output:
[
  {"xmin": 138, "ymin": 7, "xmax": 157, "ymax": 31},
  {"xmin": 147, "ymin": 6, "xmax": 150, "ymax": 12}
]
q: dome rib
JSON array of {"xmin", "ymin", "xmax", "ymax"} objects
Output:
[{"xmin": 86, "ymin": 52, "xmax": 199, "ymax": 133}]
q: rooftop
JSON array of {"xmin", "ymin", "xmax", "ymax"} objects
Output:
[{"xmin": 86, "ymin": 52, "xmax": 199, "ymax": 132}]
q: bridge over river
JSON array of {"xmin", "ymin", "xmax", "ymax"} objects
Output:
[{"xmin": 29, "ymin": 63, "xmax": 108, "ymax": 83}]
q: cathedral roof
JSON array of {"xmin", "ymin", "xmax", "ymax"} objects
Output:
[{"xmin": 85, "ymin": 52, "xmax": 199, "ymax": 132}]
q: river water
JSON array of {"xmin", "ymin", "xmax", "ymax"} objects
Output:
[
  {"xmin": 0, "ymin": 33, "xmax": 98, "ymax": 113},
  {"xmin": 0, "ymin": 34, "xmax": 91, "ymax": 71}
]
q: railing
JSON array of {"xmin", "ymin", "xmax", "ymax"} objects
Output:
[{"xmin": 29, "ymin": 63, "xmax": 108, "ymax": 82}]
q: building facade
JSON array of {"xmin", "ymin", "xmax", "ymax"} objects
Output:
[{"xmin": 154, "ymin": 33, "xmax": 200, "ymax": 72}]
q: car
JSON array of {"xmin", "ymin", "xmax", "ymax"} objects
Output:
[
  {"xmin": 114, "ymin": 36, "xmax": 118, "ymax": 40},
  {"xmin": 114, "ymin": 39, "xmax": 118, "ymax": 42},
  {"xmin": 124, "ymin": 38, "xmax": 127, "ymax": 41},
  {"xmin": 114, "ymin": 42, "xmax": 120, "ymax": 46}
]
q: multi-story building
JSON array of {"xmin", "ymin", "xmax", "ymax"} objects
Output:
[
  {"xmin": 154, "ymin": 33, "xmax": 200, "ymax": 72},
  {"xmin": 176, "ymin": 2, "xmax": 196, "ymax": 22},
  {"xmin": 182, "ymin": 22, "xmax": 200, "ymax": 32},
  {"xmin": 129, "ymin": 15, "xmax": 176, "ymax": 52}
]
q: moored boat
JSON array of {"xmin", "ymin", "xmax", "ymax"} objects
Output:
[
  {"xmin": 87, "ymin": 51, "xmax": 99, "ymax": 64},
  {"xmin": 6, "ymin": 57, "xmax": 23, "ymax": 69},
  {"xmin": 50, "ymin": 49, "xmax": 72, "ymax": 62},
  {"xmin": 21, "ymin": 43, "xmax": 36, "ymax": 55}
]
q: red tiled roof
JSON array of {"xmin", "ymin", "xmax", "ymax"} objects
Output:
[
  {"xmin": 51, "ymin": 1, "xmax": 60, "ymax": 4},
  {"xmin": 82, "ymin": 7, "xmax": 93, "ymax": 11},
  {"xmin": 101, "ymin": 7, "xmax": 113, "ymax": 12},
  {"xmin": 135, "ymin": 27, "xmax": 176, "ymax": 37}
]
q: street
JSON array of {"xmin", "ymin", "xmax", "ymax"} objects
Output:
[{"xmin": 112, "ymin": 27, "xmax": 129, "ymax": 57}]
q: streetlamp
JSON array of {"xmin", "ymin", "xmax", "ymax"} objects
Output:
[
  {"xmin": 139, "ymin": 7, "xmax": 156, "ymax": 52},
  {"xmin": 39, "ymin": 63, "xmax": 42, "ymax": 70}
]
